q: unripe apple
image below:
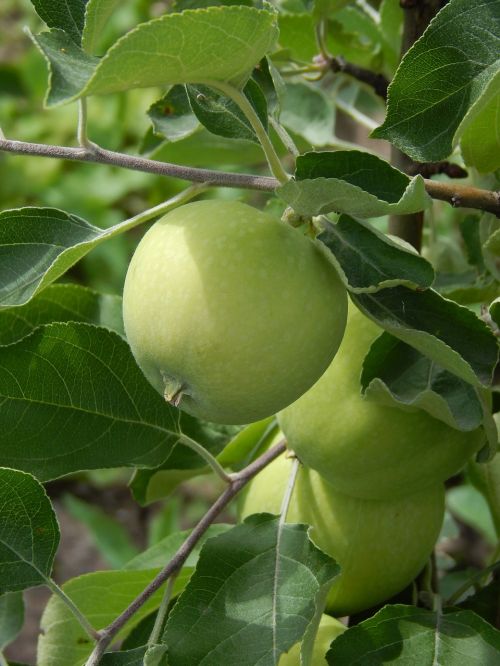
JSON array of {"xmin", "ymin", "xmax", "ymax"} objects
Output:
[
  {"xmin": 239, "ymin": 453, "xmax": 444, "ymax": 616},
  {"xmin": 278, "ymin": 614, "xmax": 345, "ymax": 665},
  {"xmin": 278, "ymin": 304, "xmax": 484, "ymax": 500},
  {"xmin": 123, "ymin": 200, "xmax": 347, "ymax": 424}
]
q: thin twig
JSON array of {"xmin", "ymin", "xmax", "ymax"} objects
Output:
[
  {"xmin": 388, "ymin": 0, "xmax": 446, "ymax": 248},
  {"xmin": 424, "ymin": 180, "xmax": 500, "ymax": 217},
  {"xmin": 84, "ymin": 439, "xmax": 287, "ymax": 666},
  {"xmin": 408, "ymin": 161, "xmax": 468, "ymax": 179},
  {"xmin": 0, "ymin": 138, "xmax": 278, "ymax": 191},
  {"xmin": 1, "ymin": 138, "xmax": 499, "ymax": 216},
  {"xmin": 329, "ymin": 56, "xmax": 389, "ymax": 100}
]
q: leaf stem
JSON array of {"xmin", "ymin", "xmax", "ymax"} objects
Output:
[
  {"xmin": 77, "ymin": 99, "xmax": 91, "ymax": 148},
  {"xmin": 106, "ymin": 183, "xmax": 209, "ymax": 238},
  {"xmin": 0, "ymin": 652, "xmax": 8, "ymax": 666},
  {"xmin": 272, "ymin": 455, "xmax": 299, "ymax": 663},
  {"xmin": 148, "ymin": 573, "xmax": 177, "ymax": 646},
  {"xmin": 269, "ymin": 117, "xmax": 300, "ymax": 159},
  {"xmin": 204, "ymin": 80, "xmax": 290, "ymax": 185},
  {"xmin": 179, "ymin": 434, "xmax": 232, "ymax": 484},
  {"xmin": 84, "ymin": 439, "xmax": 286, "ymax": 666},
  {"xmin": 46, "ymin": 578, "xmax": 99, "ymax": 641},
  {"xmin": 334, "ymin": 97, "xmax": 378, "ymax": 132},
  {"xmin": 279, "ymin": 456, "xmax": 300, "ymax": 524}
]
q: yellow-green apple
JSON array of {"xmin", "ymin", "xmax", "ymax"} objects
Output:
[
  {"xmin": 123, "ymin": 200, "xmax": 347, "ymax": 424},
  {"xmin": 278, "ymin": 304, "xmax": 484, "ymax": 500},
  {"xmin": 239, "ymin": 452, "xmax": 444, "ymax": 616},
  {"xmin": 279, "ymin": 614, "xmax": 345, "ymax": 665}
]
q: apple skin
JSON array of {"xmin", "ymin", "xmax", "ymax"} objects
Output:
[
  {"xmin": 278, "ymin": 304, "xmax": 484, "ymax": 500},
  {"xmin": 123, "ymin": 200, "xmax": 347, "ymax": 425},
  {"xmin": 239, "ymin": 453, "xmax": 444, "ymax": 616},
  {"xmin": 278, "ymin": 614, "xmax": 345, "ymax": 665}
]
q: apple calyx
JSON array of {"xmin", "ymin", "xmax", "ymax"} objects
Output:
[{"xmin": 162, "ymin": 375, "xmax": 186, "ymax": 408}]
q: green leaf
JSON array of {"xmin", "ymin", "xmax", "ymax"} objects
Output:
[
  {"xmin": 277, "ymin": 14, "xmax": 317, "ymax": 64},
  {"xmin": 460, "ymin": 578, "xmax": 500, "ymax": 626},
  {"xmin": 372, "ymin": 0, "xmax": 500, "ymax": 162},
  {"xmin": 361, "ymin": 332, "xmax": 485, "ymax": 431},
  {"xmin": 164, "ymin": 514, "xmax": 339, "ymax": 665},
  {"xmin": 0, "ymin": 207, "xmax": 105, "ymax": 308},
  {"xmin": 313, "ymin": 0, "xmax": 350, "ymax": 20},
  {"xmin": 252, "ymin": 57, "xmax": 283, "ymax": 119},
  {"xmin": 489, "ymin": 297, "xmax": 500, "ymax": 329},
  {"xmin": 460, "ymin": 74, "xmax": 500, "ymax": 173},
  {"xmin": 82, "ymin": 0, "xmax": 122, "ymax": 54},
  {"xmin": 0, "ymin": 468, "xmax": 59, "ymax": 593},
  {"xmin": 121, "ymin": 613, "xmax": 157, "ymax": 650},
  {"xmin": 124, "ymin": 524, "xmax": 231, "ymax": 571},
  {"xmin": 100, "ymin": 648, "xmax": 148, "ymax": 666},
  {"xmin": 460, "ymin": 215, "xmax": 486, "ymax": 272},
  {"xmin": 100, "ymin": 645, "xmax": 168, "ymax": 666},
  {"xmin": 29, "ymin": 0, "xmax": 87, "ymax": 45},
  {"xmin": 319, "ymin": 215, "xmax": 434, "ymax": 293},
  {"xmin": 379, "ymin": 0, "xmax": 403, "ymax": 70},
  {"xmin": 148, "ymin": 127, "xmax": 265, "ymax": 166},
  {"xmin": 29, "ymin": 29, "xmax": 100, "ymax": 107},
  {"xmin": 280, "ymin": 82, "xmax": 334, "ymax": 147},
  {"xmin": 278, "ymin": 151, "xmax": 431, "ymax": 218},
  {"xmin": 186, "ymin": 79, "xmax": 267, "ymax": 144},
  {"xmin": 468, "ymin": 426, "xmax": 500, "ymax": 538},
  {"xmin": 0, "ymin": 592, "xmax": 24, "ymax": 650},
  {"xmin": 63, "ymin": 495, "xmax": 139, "ymax": 568},
  {"xmin": 0, "ymin": 284, "xmax": 124, "ymax": 345},
  {"xmin": 448, "ymin": 484, "xmax": 498, "ymax": 545},
  {"xmin": 350, "ymin": 287, "xmax": 499, "ymax": 388},
  {"xmin": 148, "ymin": 86, "xmax": 200, "ymax": 143},
  {"xmin": 0, "ymin": 322, "xmax": 184, "ymax": 481},
  {"xmin": 33, "ymin": 6, "xmax": 279, "ymax": 107},
  {"xmin": 174, "ymin": 0, "xmax": 253, "ymax": 8},
  {"xmin": 144, "ymin": 645, "xmax": 168, "ymax": 666},
  {"xmin": 327, "ymin": 605, "xmax": 500, "ymax": 665},
  {"xmin": 480, "ymin": 214, "xmax": 500, "ymax": 282},
  {"xmin": 37, "ymin": 569, "xmax": 190, "ymax": 666}
]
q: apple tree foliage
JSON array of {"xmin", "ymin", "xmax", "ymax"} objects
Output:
[{"xmin": 0, "ymin": 0, "xmax": 500, "ymax": 664}]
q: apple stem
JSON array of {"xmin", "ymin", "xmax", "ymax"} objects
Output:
[{"xmin": 179, "ymin": 433, "xmax": 233, "ymax": 484}]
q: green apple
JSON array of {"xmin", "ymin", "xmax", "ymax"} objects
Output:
[
  {"xmin": 239, "ymin": 452, "xmax": 444, "ymax": 616},
  {"xmin": 123, "ymin": 200, "xmax": 347, "ymax": 424},
  {"xmin": 278, "ymin": 304, "xmax": 484, "ymax": 500},
  {"xmin": 279, "ymin": 614, "xmax": 345, "ymax": 665}
]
